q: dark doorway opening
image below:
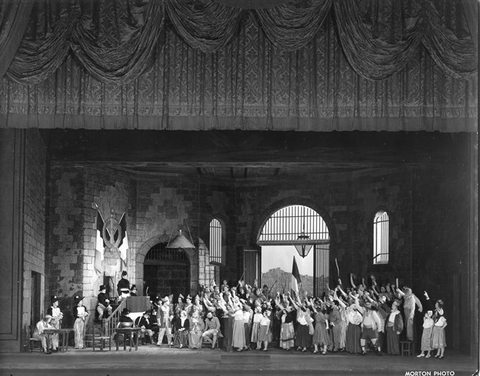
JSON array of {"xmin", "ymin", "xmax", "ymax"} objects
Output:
[
  {"xmin": 31, "ymin": 271, "xmax": 41, "ymax": 327},
  {"xmin": 143, "ymin": 243, "xmax": 190, "ymax": 299}
]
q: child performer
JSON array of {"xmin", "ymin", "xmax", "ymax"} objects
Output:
[
  {"xmin": 432, "ymin": 300, "xmax": 447, "ymax": 359},
  {"xmin": 257, "ymin": 309, "xmax": 272, "ymax": 351},
  {"xmin": 417, "ymin": 310, "xmax": 434, "ymax": 358},
  {"xmin": 251, "ymin": 306, "xmax": 263, "ymax": 350}
]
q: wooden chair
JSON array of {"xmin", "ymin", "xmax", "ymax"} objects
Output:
[
  {"xmin": 26, "ymin": 325, "xmax": 42, "ymax": 352},
  {"xmin": 202, "ymin": 333, "xmax": 220, "ymax": 349},
  {"xmin": 92, "ymin": 330, "xmax": 112, "ymax": 351},
  {"xmin": 399, "ymin": 340, "xmax": 414, "ymax": 356}
]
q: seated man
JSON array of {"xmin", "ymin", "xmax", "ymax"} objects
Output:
[
  {"xmin": 118, "ymin": 308, "xmax": 133, "ymax": 327},
  {"xmin": 130, "ymin": 285, "xmax": 138, "ymax": 297},
  {"xmin": 136, "ymin": 310, "xmax": 156, "ymax": 345},
  {"xmin": 96, "ymin": 285, "xmax": 112, "ymax": 321},
  {"xmin": 116, "ymin": 308, "xmax": 134, "ymax": 347},
  {"xmin": 33, "ymin": 315, "xmax": 53, "ymax": 354},
  {"xmin": 202, "ymin": 311, "xmax": 222, "ymax": 349}
]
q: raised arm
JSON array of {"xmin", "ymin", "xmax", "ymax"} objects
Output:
[{"xmin": 350, "ymin": 273, "xmax": 357, "ymax": 289}]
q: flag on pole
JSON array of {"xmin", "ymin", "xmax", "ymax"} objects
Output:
[
  {"xmin": 118, "ymin": 213, "xmax": 128, "ymax": 267},
  {"xmin": 291, "ymin": 256, "xmax": 301, "ymax": 296},
  {"xmin": 95, "ymin": 211, "xmax": 105, "ymax": 274}
]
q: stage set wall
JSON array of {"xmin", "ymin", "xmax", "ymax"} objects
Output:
[{"xmin": 0, "ymin": 128, "xmax": 476, "ymax": 356}]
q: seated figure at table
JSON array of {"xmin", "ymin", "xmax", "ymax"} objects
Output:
[
  {"xmin": 33, "ymin": 314, "xmax": 53, "ymax": 354},
  {"xmin": 172, "ymin": 310, "xmax": 190, "ymax": 349},
  {"xmin": 96, "ymin": 285, "xmax": 112, "ymax": 321},
  {"xmin": 118, "ymin": 308, "xmax": 133, "ymax": 328},
  {"xmin": 47, "ymin": 295, "xmax": 63, "ymax": 352},
  {"xmin": 136, "ymin": 310, "xmax": 156, "ymax": 345},
  {"xmin": 73, "ymin": 295, "xmax": 89, "ymax": 349}
]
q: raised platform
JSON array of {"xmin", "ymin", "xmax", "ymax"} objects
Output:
[{"xmin": 0, "ymin": 346, "xmax": 476, "ymax": 376}]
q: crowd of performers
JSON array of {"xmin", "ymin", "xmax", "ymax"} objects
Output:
[
  {"xmin": 112, "ymin": 273, "xmax": 448, "ymax": 358},
  {"xmin": 32, "ymin": 271, "xmax": 447, "ymax": 358}
]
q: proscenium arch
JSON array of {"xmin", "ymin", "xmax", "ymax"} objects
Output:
[{"xmin": 255, "ymin": 201, "xmax": 334, "ymax": 296}]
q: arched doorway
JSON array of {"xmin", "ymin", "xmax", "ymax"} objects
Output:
[
  {"xmin": 143, "ymin": 243, "xmax": 191, "ymax": 299},
  {"xmin": 257, "ymin": 204, "xmax": 330, "ymax": 296}
]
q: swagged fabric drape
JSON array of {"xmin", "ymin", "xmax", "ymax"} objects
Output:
[{"xmin": 0, "ymin": 0, "xmax": 477, "ymax": 131}]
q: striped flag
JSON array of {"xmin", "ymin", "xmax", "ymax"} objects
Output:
[
  {"xmin": 94, "ymin": 211, "xmax": 105, "ymax": 274},
  {"xmin": 291, "ymin": 256, "xmax": 301, "ymax": 296}
]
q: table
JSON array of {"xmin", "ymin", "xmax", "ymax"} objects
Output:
[
  {"xmin": 114, "ymin": 328, "xmax": 141, "ymax": 351},
  {"xmin": 43, "ymin": 328, "xmax": 74, "ymax": 352}
]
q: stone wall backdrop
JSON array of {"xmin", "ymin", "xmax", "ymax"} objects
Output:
[
  {"xmin": 233, "ymin": 168, "xmax": 413, "ymax": 289},
  {"xmin": 47, "ymin": 165, "xmax": 85, "ymax": 327},
  {"xmin": 22, "ymin": 130, "xmax": 47, "ymax": 331}
]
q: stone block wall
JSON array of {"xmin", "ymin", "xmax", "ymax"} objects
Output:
[
  {"xmin": 47, "ymin": 165, "xmax": 86, "ymax": 326},
  {"xmin": 232, "ymin": 168, "xmax": 413, "ymax": 288},
  {"xmin": 22, "ymin": 130, "xmax": 47, "ymax": 328}
]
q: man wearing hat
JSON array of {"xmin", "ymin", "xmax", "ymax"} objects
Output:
[
  {"xmin": 97, "ymin": 285, "xmax": 112, "ymax": 321},
  {"xmin": 157, "ymin": 296, "xmax": 173, "ymax": 346},
  {"xmin": 46, "ymin": 296, "xmax": 63, "ymax": 351},
  {"xmin": 117, "ymin": 271, "xmax": 131, "ymax": 300}
]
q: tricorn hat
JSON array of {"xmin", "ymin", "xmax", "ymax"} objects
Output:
[
  {"xmin": 51, "ymin": 295, "xmax": 59, "ymax": 304},
  {"xmin": 99, "ymin": 285, "xmax": 106, "ymax": 291}
]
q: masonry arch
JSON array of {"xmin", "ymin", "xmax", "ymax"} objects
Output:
[
  {"xmin": 135, "ymin": 234, "xmax": 198, "ymax": 297},
  {"xmin": 256, "ymin": 200, "xmax": 333, "ymax": 296}
]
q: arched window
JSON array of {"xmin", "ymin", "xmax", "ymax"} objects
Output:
[
  {"xmin": 209, "ymin": 218, "xmax": 222, "ymax": 264},
  {"xmin": 373, "ymin": 210, "xmax": 389, "ymax": 264},
  {"xmin": 258, "ymin": 205, "xmax": 330, "ymax": 296}
]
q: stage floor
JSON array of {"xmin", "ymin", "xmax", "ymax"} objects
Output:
[{"xmin": 0, "ymin": 345, "xmax": 477, "ymax": 376}]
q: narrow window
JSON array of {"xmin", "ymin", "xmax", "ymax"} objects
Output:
[
  {"xmin": 373, "ymin": 210, "xmax": 389, "ymax": 264},
  {"xmin": 209, "ymin": 218, "xmax": 222, "ymax": 264}
]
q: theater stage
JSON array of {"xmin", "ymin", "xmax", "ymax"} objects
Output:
[{"xmin": 0, "ymin": 346, "xmax": 476, "ymax": 376}]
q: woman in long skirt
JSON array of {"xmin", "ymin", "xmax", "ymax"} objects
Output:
[
  {"xmin": 417, "ymin": 310, "xmax": 434, "ymax": 358},
  {"xmin": 386, "ymin": 301, "xmax": 404, "ymax": 355},
  {"xmin": 173, "ymin": 310, "xmax": 190, "ymax": 348},
  {"xmin": 295, "ymin": 308, "xmax": 312, "ymax": 352},
  {"xmin": 280, "ymin": 306, "xmax": 295, "ymax": 350},
  {"xmin": 345, "ymin": 300, "xmax": 363, "ymax": 354},
  {"xmin": 313, "ymin": 305, "xmax": 330, "ymax": 354},
  {"xmin": 73, "ymin": 296, "xmax": 88, "ymax": 349},
  {"xmin": 251, "ymin": 307, "xmax": 263, "ymax": 349},
  {"xmin": 231, "ymin": 306, "xmax": 246, "ymax": 351},
  {"xmin": 188, "ymin": 310, "xmax": 204, "ymax": 349}
]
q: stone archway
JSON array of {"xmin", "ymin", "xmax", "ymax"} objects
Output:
[{"xmin": 135, "ymin": 235, "xmax": 199, "ymax": 296}]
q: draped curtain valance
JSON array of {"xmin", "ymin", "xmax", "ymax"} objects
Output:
[
  {"xmin": 1, "ymin": 0, "xmax": 477, "ymax": 83},
  {"xmin": 0, "ymin": 0, "xmax": 477, "ymax": 131}
]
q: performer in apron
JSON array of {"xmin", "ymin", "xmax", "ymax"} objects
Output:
[
  {"xmin": 117, "ymin": 271, "xmax": 131, "ymax": 301},
  {"xmin": 46, "ymin": 296, "xmax": 63, "ymax": 351},
  {"xmin": 73, "ymin": 295, "xmax": 89, "ymax": 349}
]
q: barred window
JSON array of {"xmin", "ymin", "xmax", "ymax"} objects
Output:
[
  {"xmin": 209, "ymin": 218, "xmax": 222, "ymax": 264},
  {"xmin": 373, "ymin": 210, "xmax": 389, "ymax": 264}
]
